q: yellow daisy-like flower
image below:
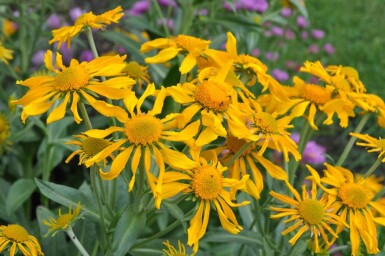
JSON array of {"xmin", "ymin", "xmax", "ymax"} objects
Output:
[
  {"xmin": 84, "ymin": 83, "xmax": 200, "ymax": 209},
  {"xmin": 2, "ymin": 19, "xmax": 18, "ymax": 37},
  {"xmin": 162, "ymin": 240, "xmax": 195, "ymax": 256},
  {"xmin": 270, "ymin": 180, "xmax": 346, "ymax": 253},
  {"xmin": 159, "ymin": 150, "xmax": 251, "ymax": 252},
  {"xmin": 0, "ymin": 42, "xmax": 13, "ymax": 64},
  {"xmin": 0, "ymin": 113, "xmax": 10, "ymax": 146},
  {"xmin": 42, "ymin": 202, "xmax": 82, "ymax": 237},
  {"xmin": 308, "ymin": 163, "xmax": 385, "ymax": 256},
  {"xmin": 166, "ymin": 62, "xmax": 251, "ymax": 147},
  {"xmin": 49, "ymin": 6, "xmax": 124, "ymax": 48},
  {"xmin": 12, "ymin": 50, "xmax": 135, "ymax": 124},
  {"xmin": 122, "ymin": 61, "xmax": 150, "ymax": 90},
  {"xmin": 0, "ymin": 224, "xmax": 44, "ymax": 256},
  {"xmin": 65, "ymin": 134, "xmax": 113, "ymax": 167},
  {"xmin": 140, "ymin": 34, "xmax": 211, "ymax": 74},
  {"xmin": 350, "ymin": 132, "xmax": 385, "ymax": 162}
]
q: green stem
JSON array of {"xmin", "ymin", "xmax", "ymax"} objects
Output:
[
  {"xmin": 90, "ymin": 166, "xmax": 108, "ymax": 253},
  {"xmin": 152, "ymin": 0, "xmax": 170, "ymax": 37},
  {"xmin": 364, "ymin": 157, "xmax": 382, "ymax": 178},
  {"xmin": 224, "ymin": 141, "xmax": 253, "ymax": 167},
  {"xmin": 134, "ymin": 148, "xmax": 146, "ymax": 214},
  {"xmin": 85, "ymin": 27, "xmax": 100, "ymax": 59},
  {"xmin": 373, "ymin": 186, "xmax": 385, "ymax": 201},
  {"xmin": 66, "ymin": 226, "xmax": 90, "ymax": 256},
  {"xmin": 79, "ymin": 103, "xmax": 93, "ymax": 130},
  {"xmin": 336, "ymin": 114, "xmax": 370, "ymax": 166}
]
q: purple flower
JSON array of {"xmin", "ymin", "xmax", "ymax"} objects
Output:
[
  {"xmin": 323, "ymin": 43, "xmax": 335, "ymax": 55},
  {"xmin": 264, "ymin": 51, "xmax": 279, "ymax": 61},
  {"xmin": 302, "ymin": 141, "xmax": 326, "ymax": 165},
  {"xmin": 69, "ymin": 7, "xmax": 85, "ymax": 22},
  {"xmin": 32, "ymin": 50, "xmax": 46, "ymax": 66},
  {"xmin": 80, "ymin": 50, "xmax": 94, "ymax": 62},
  {"xmin": 271, "ymin": 26, "xmax": 284, "ymax": 36},
  {"xmin": 300, "ymin": 31, "xmax": 308, "ymax": 40},
  {"xmin": 195, "ymin": 9, "xmax": 208, "ymax": 16},
  {"xmin": 157, "ymin": 18, "xmax": 174, "ymax": 30},
  {"xmin": 240, "ymin": 0, "xmax": 269, "ymax": 13},
  {"xmin": 311, "ymin": 29, "xmax": 325, "ymax": 40},
  {"xmin": 296, "ymin": 16, "xmax": 308, "ymax": 29},
  {"xmin": 158, "ymin": 0, "xmax": 177, "ymax": 7},
  {"xmin": 224, "ymin": 2, "xmax": 241, "ymax": 11},
  {"xmin": 251, "ymin": 48, "xmax": 261, "ymax": 56},
  {"xmin": 285, "ymin": 60, "xmax": 300, "ymax": 71},
  {"xmin": 271, "ymin": 68, "xmax": 289, "ymax": 82},
  {"xmin": 280, "ymin": 7, "xmax": 291, "ymax": 17},
  {"xmin": 284, "ymin": 29, "xmax": 295, "ymax": 39},
  {"xmin": 46, "ymin": 13, "xmax": 61, "ymax": 29},
  {"xmin": 263, "ymin": 30, "xmax": 273, "ymax": 37},
  {"xmin": 307, "ymin": 44, "xmax": 319, "ymax": 54},
  {"xmin": 59, "ymin": 44, "xmax": 73, "ymax": 65},
  {"xmin": 127, "ymin": 0, "xmax": 150, "ymax": 16}
]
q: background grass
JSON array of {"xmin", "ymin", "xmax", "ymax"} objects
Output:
[{"xmin": 307, "ymin": 0, "xmax": 385, "ymax": 98}]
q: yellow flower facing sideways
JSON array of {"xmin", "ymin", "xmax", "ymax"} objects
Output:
[
  {"xmin": 308, "ymin": 164, "xmax": 385, "ymax": 256},
  {"xmin": 270, "ymin": 180, "xmax": 346, "ymax": 253},
  {"xmin": 350, "ymin": 132, "xmax": 385, "ymax": 162},
  {"xmin": 158, "ymin": 150, "xmax": 252, "ymax": 252},
  {"xmin": 0, "ymin": 224, "xmax": 44, "ymax": 256},
  {"xmin": 0, "ymin": 42, "xmax": 13, "ymax": 64},
  {"xmin": 12, "ymin": 50, "xmax": 135, "ymax": 124},
  {"xmin": 162, "ymin": 240, "xmax": 195, "ymax": 256},
  {"xmin": 83, "ymin": 83, "xmax": 200, "ymax": 209},
  {"xmin": 49, "ymin": 6, "xmax": 124, "ymax": 48}
]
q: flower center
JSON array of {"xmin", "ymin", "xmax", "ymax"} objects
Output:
[
  {"xmin": 56, "ymin": 213, "xmax": 73, "ymax": 228},
  {"xmin": 298, "ymin": 199, "xmax": 325, "ymax": 226},
  {"xmin": 192, "ymin": 165, "xmax": 223, "ymax": 200},
  {"xmin": 55, "ymin": 65, "xmax": 89, "ymax": 92},
  {"xmin": 300, "ymin": 84, "xmax": 331, "ymax": 105},
  {"xmin": 124, "ymin": 114, "xmax": 163, "ymax": 145},
  {"xmin": 376, "ymin": 139, "xmax": 385, "ymax": 150},
  {"xmin": 253, "ymin": 112, "xmax": 278, "ymax": 134},
  {"xmin": 174, "ymin": 35, "xmax": 210, "ymax": 51},
  {"xmin": 2, "ymin": 224, "xmax": 29, "ymax": 242},
  {"xmin": 0, "ymin": 115, "xmax": 8, "ymax": 134},
  {"xmin": 122, "ymin": 61, "xmax": 148, "ymax": 80},
  {"xmin": 82, "ymin": 137, "xmax": 110, "ymax": 156},
  {"xmin": 338, "ymin": 183, "xmax": 370, "ymax": 209},
  {"xmin": 226, "ymin": 134, "xmax": 254, "ymax": 156},
  {"xmin": 194, "ymin": 81, "xmax": 231, "ymax": 112}
]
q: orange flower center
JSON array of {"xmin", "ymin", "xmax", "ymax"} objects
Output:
[
  {"xmin": 82, "ymin": 137, "xmax": 110, "ymax": 156},
  {"xmin": 253, "ymin": 112, "xmax": 278, "ymax": 134},
  {"xmin": 192, "ymin": 165, "xmax": 223, "ymax": 200},
  {"xmin": 300, "ymin": 84, "xmax": 331, "ymax": 105},
  {"xmin": 174, "ymin": 35, "xmax": 210, "ymax": 51},
  {"xmin": 124, "ymin": 114, "xmax": 163, "ymax": 145},
  {"xmin": 122, "ymin": 61, "xmax": 149, "ymax": 81},
  {"xmin": 298, "ymin": 199, "xmax": 325, "ymax": 225},
  {"xmin": 194, "ymin": 81, "xmax": 231, "ymax": 112},
  {"xmin": 338, "ymin": 183, "xmax": 370, "ymax": 209},
  {"xmin": 226, "ymin": 134, "xmax": 254, "ymax": 156},
  {"xmin": 55, "ymin": 65, "xmax": 89, "ymax": 92},
  {"xmin": 56, "ymin": 213, "xmax": 73, "ymax": 228},
  {"xmin": 2, "ymin": 224, "xmax": 29, "ymax": 242}
]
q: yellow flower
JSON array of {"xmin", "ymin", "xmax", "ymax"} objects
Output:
[
  {"xmin": 12, "ymin": 50, "xmax": 135, "ymax": 124},
  {"xmin": 308, "ymin": 163, "xmax": 385, "ymax": 256},
  {"xmin": 0, "ymin": 42, "xmax": 13, "ymax": 64},
  {"xmin": 350, "ymin": 132, "xmax": 385, "ymax": 162},
  {"xmin": 49, "ymin": 6, "xmax": 124, "ymax": 48},
  {"xmin": 140, "ymin": 34, "xmax": 211, "ymax": 74},
  {"xmin": 162, "ymin": 240, "xmax": 195, "ymax": 256},
  {"xmin": 270, "ymin": 180, "xmax": 346, "ymax": 253},
  {"xmin": 0, "ymin": 224, "xmax": 43, "ymax": 256},
  {"xmin": 166, "ymin": 62, "xmax": 251, "ymax": 147},
  {"xmin": 2, "ymin": 19, "xmax": 18, "ymax": 37},
  {"xmin": 42, "ymin": 202, "xmax": 82, "ymax": 237},
  {"xmin": 159, "ymin": 150, "xmax": 251, "ymax": 252},
  {"xmin": 0, "ymin": 113, "xmax": 10, "ymax": 146},
  {"xmin": 83, "ymin": 83, "xmax": 200, "ymax": 209},
  {"xmin": 122, "ymin": 61, "xmax": 150, "ymax": 90},
  {"xmin": 65, "ymin": 134, "xmax": 114, "ymax": 167}
]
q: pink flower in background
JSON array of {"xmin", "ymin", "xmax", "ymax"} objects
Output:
[
  {"xmin": 271, "ymin": 68, "xmax": 289, "ymax": 82},
  {"xmin": 157, "ymin": 18, "xmax": 174, "ymax": 30},
  {"xmin": 32, "ymin": 50, "xmax": 46, "ymax": 66},
  {"xmin": 264, "ymin": 51, "xmax": 279, "ymax": 61},
  {"xmin": 323, "ymin": 43, "xmax": 335, "ymax": 55},
  {"xmin": 127, "ymin": 0, "xmax": 150, "ymax": 16},
  {"xmin": 69, "ymin": 7, "xmax": 85, "ymax": 22},
  {"xmin": 311, "ymin": 29, "xmax": 325, "ymax": 39},
  {"xmin": 240, "ymin": 0, "xmax": 269, "ymax": 13},
  {"xmin": 158, "ymin": 0, "xmax": 177, "ymax": 7},
  {"xmin": 195, "ymin": 9, "xmax": 208, "ymax": 16},
  {"xmin": 80, "ymin": 50, "xmax": 94, "ymax": 62},
  {"xmin": 296, "ymin": 16, "xmax": 308, "ymax": 29},
  {"xmin": 46, "ymin": 13, "xmax": 61, "ymax": 29},
  {"xmin": 263, "ymin": 30, "xmax": 273, "ymax": 37},
  {"xmin": 251, "ymin": 48, "xmax": 261, "ymax": 56},
  {"xmin": 281, "ymin": 7, "xmax": 291, "ymax": 17},
  {"xmin": 284, "ymin": 29, "xmax": 295, "ymax": 39},
  {"xmin": 285, "ymin": 60, "xmax": 300, "ymax": 71},
  {"xmin": 271, "ymin": 26, "xmax": 284, "ymax": 36},
  {"xmin": 291, "ymin": 133, "xmax": 326, "ymax": 165},
  {"xmin": 300, "ymin": 31, "xmax": 308, "ymax": 40},
  {"xmin": 224, "ymin": 2, "xmax": 241, "ymax": 11},
  {"xmin": 307, "ymin": 44, "xmax": 319, "ymax": 54}
]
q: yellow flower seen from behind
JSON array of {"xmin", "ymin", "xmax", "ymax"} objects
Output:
[
  {"xmin": 350, "ymin": 132, "xmax": 385, "ymax": 162},
  {"xmin": 0, "ymin": 42, "xmax": 13, "ymax": 64}
]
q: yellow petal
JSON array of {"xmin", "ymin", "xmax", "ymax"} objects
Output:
[
  {"xmin": 179, "ymin": 53, "xmax": 197, "ymax": 74},
  {"xmin": 128, "ymin": 147, "xmax": 142, "ymax": 191},
  {"xmin": 100, "ymin": 146, "xmax": 133, "ymax": 180},
  {"xmin": 70, "ymin": 92, "xmax": 82, "ymax": 124},
  {"xmin": 145, "ymin": 47, "xmax": 181, "ymax": 64},
  {"xmin": 84, "ymin": 126, "xmax": 124, "ymax": 138},
  {"xmin": 47, "ymin": 93, "xmax": 71, "ymax": 123},
  {"xmin": 225, "ymin": 32, "xmax": 238, "ymax": 58}
]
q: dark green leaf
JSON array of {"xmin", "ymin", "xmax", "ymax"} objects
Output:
[{"xmin": 6, "ymin": 178, "xmax": 36, "ymax": 214}]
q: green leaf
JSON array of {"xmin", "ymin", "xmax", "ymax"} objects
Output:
[
  {"xmin": 163, "ymin": 201, "xmax": 187, "ymax": 231},
  {"xmin": 203, "ymin": 231, "xmax": 264, "ymax": 248},
  {"xmin": 289, "ymin": 0, "xmax": 308, "ymax": 18},
  {"xmin": 6, "ymin": 178, "xmax": 36, "ymax": 214},
  {"xmin": 34, "ymin": 179, "xmax": 105, "ymax": 222},
  {"xmin": 112, "ymin": 206, "xmax": 146, "ymax": 256}
]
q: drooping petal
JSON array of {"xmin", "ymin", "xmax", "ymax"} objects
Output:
[
  {"xmin": 47, "ymin": 93, "xmax": 71, "ymax": 123},
  {"xmin": 99, "ymin": 145, "xmax": 133, "ymax": 180}
]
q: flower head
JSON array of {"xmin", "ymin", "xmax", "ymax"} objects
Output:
[
  {"xmin": 122, "ymin": 61, "xmax": 150, "ymax": 90},
  {"xmin": 0, "ymin": 43, "xmax": 13, "ymax": 64},
  {"xmin": 2, "ymin": 18, "xmax": 18, "ymax": 37},
  {"xmin": 49, "ymin": 6, "xmax": 124, "ymax": 48},
  {"xmin": 42, "ymin": 202, "xmax": 82, "ymax": 237},
  {"xmin": 350, "ymin": 132, "xmax": 385, "ymax": 162},
  {"xmin": 0, "ymin": 113, "xmax": 11, "ymax": 146},
  {"xmin": 0, "ymin": 224, "xmax": 43, "ymax": 256},
  {"xmin": 12, "ymin": 50, "xmax": 135, "ymax": 124},
  {"xmin": 162, "ymin": 240, "xmax": 195, "ymax": 256},
  {"xmin": 270, "ymin": 180, "xmax": 346, "ymax": 253}
]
